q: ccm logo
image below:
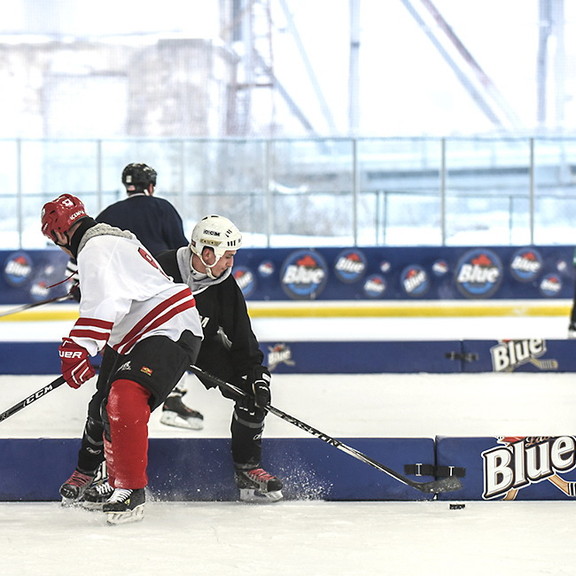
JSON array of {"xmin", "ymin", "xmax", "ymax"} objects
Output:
[{"xmin": 59, "ymin": 351, "xmax": 83, "ymax": 359}]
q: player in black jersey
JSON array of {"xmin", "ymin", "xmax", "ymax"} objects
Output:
[{"xmin": 79, "ymin": 214, "xmax": 283, "ymax": 505}]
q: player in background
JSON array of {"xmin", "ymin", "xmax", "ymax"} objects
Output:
[
  {"xmin": 68, "ymin": 162, "xmax": 203, "ymax": 430},
  {"xmin": 82, "ymin": 214, "xmax": 283, "ymax": 505},
  {"xmin": 42, "ymin": 193, "xmax": 203, "ymax": 524}
]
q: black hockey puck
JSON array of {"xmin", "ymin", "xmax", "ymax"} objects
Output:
[{"xmin": 449, "ymin": 503, "xmax": 465, "ymax": 510}]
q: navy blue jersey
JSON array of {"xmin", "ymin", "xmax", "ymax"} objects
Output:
[{"xmin": 96, "ymin": 194, "xmax": 188, "ymax": 256}]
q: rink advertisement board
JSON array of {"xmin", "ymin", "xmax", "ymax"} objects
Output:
[
  {"xmin": 3, "ymin": 339, "xmax": 576, "ymax": 374},
  {"xmin": 5, "ymin": 435, "xmax": 576, "ymax": 502},
  {"xmin": 0, "ymin": 245, "xmax": 574, "ymax": 305},
  {"xmin": 436, "ymin": 436, "xmax": 576, "ymax": 501},
  {"xmin": 0, "ymin": 437, "xmax": 436, "ymax": 502}
]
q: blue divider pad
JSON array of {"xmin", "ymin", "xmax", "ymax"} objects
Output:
[
  {"xmin": 1, "ymin": 342, "xmax": 60, "ymax": 374},
  {"xmin": 0, "ymin": 341, "xmax": 461, "ymax": 374},
  {"xmin": 462, "ymin": 340, "xmax": 576, "ymax": 373},
  {"xmin": 2, "ymin": 339, "xmax": 575, "ymax": 374},
  {"xmin": 262, "ymin": 341, "xmax": 461, "ymax": 373},
  {"xmin": 437, "ymin": 436, "xmax": 576, "ymax": 501},
  {"xmin": 0, "ymin": 437, "xmax": 436, "ymax": 502}
]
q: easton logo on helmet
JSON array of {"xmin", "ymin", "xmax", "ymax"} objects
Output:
[
  {"xmin": 280, "ymin": 249, "xmax": 328, "ymax": 300},
  {"xmin": 455, "ymin": 248, "xmax": 503, "ymax": 298}
]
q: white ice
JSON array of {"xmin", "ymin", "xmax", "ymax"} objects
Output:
[{"xmin": 1, "ymin": 311, "xmax": 575, "ymax": 576}]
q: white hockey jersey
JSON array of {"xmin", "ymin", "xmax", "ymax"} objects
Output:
[{"xmin": 68, "ymin": 225, "xmax": 203, "ymax": 357}]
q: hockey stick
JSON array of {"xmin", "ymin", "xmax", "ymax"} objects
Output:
[
  {"xmin": 0, "ymin": 293, "xmax": 73, "ymax": 319},
  {"xmin": 0, "ymin": 376, "xmax": 66, "ymax": 423},
  {"xmin": 189, "ymin": 365, "xmax": 462, "ymax": 494}
]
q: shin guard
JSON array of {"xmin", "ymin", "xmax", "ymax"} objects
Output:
[{"xmin": 105, "ymin": 379, "xmax": 151, "ymax": 489}]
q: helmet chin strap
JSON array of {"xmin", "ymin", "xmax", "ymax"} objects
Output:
[{"xmin": 191, "ymin": 251, "xmax": 220, "ymax": 279}]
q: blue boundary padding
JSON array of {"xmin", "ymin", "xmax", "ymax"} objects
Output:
[
  {"xmin": 2, "ymin": 339, "xmax": 576, "ymax": 374},
  {"xmin": 0, "ymin": 437, "xmax": 435, "ymax": 502},
  {"xmin": 437, "ymin": 436, "xmax": 576, "ymax": 501}
]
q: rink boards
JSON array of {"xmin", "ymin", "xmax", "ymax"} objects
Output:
[
  {"xmin": 1, "ymin": 338, "xmax": 575, "ymax": 374},
  {"xmin": 1, "ymin": 435, "xmax": 575, "ymax": 502}
]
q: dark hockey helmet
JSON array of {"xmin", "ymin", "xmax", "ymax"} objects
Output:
[
  {"xmin": 41, "ymin": 194, "xmax": 88, "ymax": 241},
  {"xmin": 121, "ymin": 162, "xmax": 157, "ymax": 192}
]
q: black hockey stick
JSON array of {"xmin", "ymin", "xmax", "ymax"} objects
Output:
[
  {"xmin": 189, "ymin": 365, "xmax": 462, "ymax": 494},
  {"xmin": 0, "ymin": 376, "xmax": 66, "ymax": 423},
  {"xmin": 0, "ymin": 293, "xmax": 73, "ymax": 319}
]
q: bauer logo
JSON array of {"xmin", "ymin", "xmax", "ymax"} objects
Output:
[
  {"xmin": 280, "ymin": 249, "xmax": 328, "ymax": 300},
  {"xmin": 400, "ymin": 265, "xmax": 429, "ymax": 297},
  {"xmin": 363, "ymin": 274, "xmax": 386, "ymax": 298},
  {"xmin": 334, "ymin": 249, "xmax": 367, "ymax": 283},
  {"xmin": 510, "ymin": 248, "xmax": 543, "ymax": 282},
  {"xmin": 267, "ymin": 343, "xmax": 296, "ymax": 371},
  {"xmin": 233, "ymin": 267, "xmax": 256, "ymax": 298},
  {"xmin": 455, "ymin": 248, "xmax": 503, "ymax": 298},
  {"xmin": 3, "ymin": 251, "xmax": 33, "ymax": 287},
  {"xmin": 490, "ymin": 339, "xmax": 558, "ymax": 372},
  {"xmin": 539, "ymin": 273, "xmax": 562, "ymax": 297},
  {"xmin": 482, "ymin": 436, "xmax": 576, "ymax": 500}
]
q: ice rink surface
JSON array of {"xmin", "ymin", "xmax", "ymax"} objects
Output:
[{"xmin": 1, "ymin": 311, "xmax": 576, "ymax": 575}]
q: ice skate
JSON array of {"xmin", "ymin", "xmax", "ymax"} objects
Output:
[
  {"xmin": 568, "ymin": 323, "xmax": 576, "ymax": 339},
  {"xmin": 103, "ymin": 488, "xmax": 146, "ymax": 525},
  {"xmin": 59, "ymin": 470, "xmax": 95, "ymax": 506},
  {"xmin": 81, "ymin": 481, "xmax": 114, "ymax": 511},
  {"xmin": 235, "ymin": 467, "xmax": 283, "ymax": 503},
  {"xmin": 160, "ymin": 393, "xmax": 204, "ymax": 430}
]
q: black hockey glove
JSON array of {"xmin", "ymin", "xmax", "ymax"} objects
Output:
[
  {"xmin": 68, "ymin": 281, "xmax": 81, "ymax": 302},
  {"xmin": 249, "ymin": 367, "xmax": 271, "ymax": 408}
]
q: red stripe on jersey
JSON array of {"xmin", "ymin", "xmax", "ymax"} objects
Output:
[
  {"xmin": 70, "ymin": 317, "xmax": 113, "ymax": 344},
  {"xmin": 74, "ymin": 317, "xmax": 113, "ymax": 329},
  {"xmin": 115, "ymin": 288, "xmax": 196, "ymax": 354}
]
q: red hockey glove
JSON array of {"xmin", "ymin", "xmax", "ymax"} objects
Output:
[{"xmin": 58, "ymin": 338, "xmax": 95, "ymax": 389}]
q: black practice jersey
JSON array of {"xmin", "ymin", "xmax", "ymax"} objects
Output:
[
  {"xmin": 96, "ymin": 194, "xmax": 188, "ymax": 256},
  {"xmin": 155, "ymin": 250, "xmax": 265, "ymax": 379}
]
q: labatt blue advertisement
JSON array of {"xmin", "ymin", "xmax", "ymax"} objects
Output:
[{"xmin": 0, "ymin": 245, "xmax": 573, "ymax": 304}]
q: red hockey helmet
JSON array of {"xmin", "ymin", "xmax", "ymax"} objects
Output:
[{"xmin": 41, "ymin": 194, "xmax": 88, "ymax": 241}]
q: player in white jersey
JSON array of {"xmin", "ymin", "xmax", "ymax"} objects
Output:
[{"xmin": 41, "ymin": 194, "xmax": 203, "ymax": 525}]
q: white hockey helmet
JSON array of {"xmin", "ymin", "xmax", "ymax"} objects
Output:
[{"xmin": 190, "ymin": 214, "xmax": 242, "ymax": 262}]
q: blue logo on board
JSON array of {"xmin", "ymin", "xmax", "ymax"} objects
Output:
[{"xmin": 280, "ymin": 250, "xmax": 328, "ymax": 300}]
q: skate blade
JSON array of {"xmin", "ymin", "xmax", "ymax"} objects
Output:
[
  {"xmin": 79, "ymin": 500, "xmax": 106, "ymax": 512},
  {"xmin": 239, "ymin": 488, "xmax": 283, "ymax": 503},
  {"xmin": 106, "ymin": 504, "xmax": 145, "ymax": 525},
  {"xmin": 60, "ymin": 497, "xmax": 81, "ymax": 508},
  {"xmin": 160, "ymin": 410, "xmax": 204, "ymax": 431}
]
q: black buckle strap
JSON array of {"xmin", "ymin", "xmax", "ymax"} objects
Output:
[{"xmin": 404, "ymin": 463, "xmax": 466, "ymax": 478}]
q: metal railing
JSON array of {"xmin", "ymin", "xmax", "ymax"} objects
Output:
[{"xmin": 2, "ymin": 136, "xmax": 576, "ymax": 249}]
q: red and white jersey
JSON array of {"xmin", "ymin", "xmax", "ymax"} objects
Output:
[{"xmin": 68, "ymin": 229, "xmax": 203, "ymax": 357}]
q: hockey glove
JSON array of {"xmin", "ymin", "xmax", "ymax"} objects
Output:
[
  {"xmin": 250, "ymin": 367, "xmax": 271, "ymax": 409},
  {"xmin": 68, "ymin": 281, "xmax": 81, "ymax": 302},
  {"xmin": 59, "ymin": 337, "xmax": 95, "ymax": 389}
]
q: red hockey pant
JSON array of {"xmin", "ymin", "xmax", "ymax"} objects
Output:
[{"xmin": 104, "ymin": 379, "xmax": 151, "ymax": 489}]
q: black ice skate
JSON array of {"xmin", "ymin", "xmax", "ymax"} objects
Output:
[
  {"xmin": 235, "ymin": 467, "xmax": 283, "ymax": 502},
  {"xmin": 81, "ymin": 481, "xmax": 114, "ymax": 511},
  {"xmin": 103, "ymin": 488, "xmax": 146, "ymax": 525},
  {"xmin": 59, "ymin": 470, "xmax": 95, "ymax": 506},
  {"xmin": 160, "ymin": 394, "xmax": 204, "ymax": 430}
]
